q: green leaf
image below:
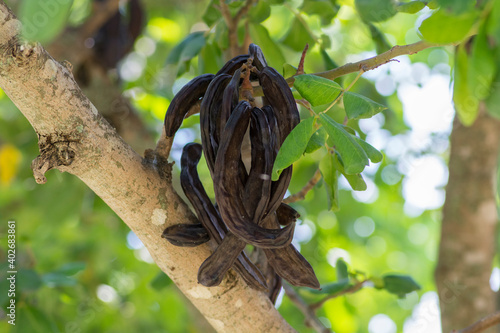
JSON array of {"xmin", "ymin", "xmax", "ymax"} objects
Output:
[
  {"xmin": 203, "ymin": 0, "xmax": 222, "ymax": 26},
  {"xmin": 382, "ymin": 274, "xmax": 421, "ymax": 297},
  {"xmin": 487, "ymin": 0, "xmax": 500, "ymax": 46},
  {"xmin": 355, "ymin": 0, "xmax": 397, "ymax": 22},
  {"xmin": 268, "ymin": 0, "xmax": 285, "ymax": 4},
  {"xmin": 319, "ymin": 114, "xmax": 369, "ymax": 174},
  {"xmin": 453, "ymin": 43, "xmax": 480, "ymax": 125},
  {"xmin": 283, "ymin": 63, "xmax": 298, "ymax": 79},
  {"xmin": 294, "ymin": 74, "xmax": 343, "ymax": 106},
  {"xmin": 319, "ymin": 153, "xmax": 340, "ymax": 211},
  {"xmin": 199, "ymin": 42, "xmax": 223, "ymax": 74},
  {"xmin": 320, "ymin": 48, "xmax": 338, "ymax": 70},
  {"xmin": 17, "ymin": 269, "xmax": 42, "ymax": 292},
  {"xmin": 42, "ymin": 272, "xmax": 77, "ymax": 287},
  {"xmin": 310, "ymin": 279, "xmax": 350, "ymax": 294},
  {"xmin": 486, "ymin": 71, "xmax": 500, "ymax": 119},
  {"xmin": 55, "ymin": 262, "xmax": 86, "ymax": 276},
  {"xmin": 248, "ymin": 0, "xmax": 271, "ymax": 23},
  {"xmin": 396, "ymin": 1, "xmax": 426, "ymax": 14},
  {"xmin": 343, "ymin": 91, "xmax": 387, "ymax": 120},
  {"xmin": 166, "ymin": 32, "xmax": 206, "ymax": 65},
  {"xmin": 305, "ymin": 127, "xmax": 328, "ymax": 154},
  {"xmin": 336, "ymin": 258, "xmax": 349, "ymax": 280},
  {"xmin": 13, "ymin": 304, "xmax": 59, "ymax": 333},
  {"xmin": 300, "ymin": 0, "xmax": 340, "ymax": 25},
  {"xmin": 418, "ymin": 8, "xmax": 478, "ymax": 44},
  {"xmin": 469, "ymin": 23, "xmax": 496, "ymax": 101},
  {"xmin": 436, "ymin": 0, "xmax": 475, "ymax": 14},
  {"xmin": 150, "ymin": 272, "xmax": 173, "ymax": 290},
  {"xmin": 272, "ymin": 117, "xmax": 316, "ymax": 180},
  {"xmin": 281, "ymin": 17, "xmax": 316, "ymax": 52},
  {"xmin": 249, "ymin": 23, "xmax": 286, "ymax": 69},
  {"xmin": 19, "ymin": 0, "xmax": 74, "ymax": 43},
  {"xmin": 352, "ymin": 136, "xmax": 383, "ymax": 163},
  {"xmin": 366, "ymin": 23, "xmax": 392, "ymax": 54},
  {"xmin": 329, "ymin": 152, "xmax": 367, "ymax": 190}
]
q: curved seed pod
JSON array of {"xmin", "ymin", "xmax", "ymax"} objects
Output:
[
  {"xmin": 269, "ymin": 274, "xmax": 282, "ymax": 304},
  {"xmin": 243, "ymin": 107, "xmax": 273, "ymax": 224},
  {"xmin": 161, "ymin": 223, "xmax": 209, "ymax": 247},
  {"xmin": 259, "ymin": 67, "xmax": 300, "ymax": 146},
  {"xmin": 266, "ymin": 166, "xmax": 293, "ymax": 217},
  {"xmin": 262, "ymin": 214, "xmax": 320, "ymax": 289},
  {"xmin": 164, "ymin": 74, "xmax": 215, "ymax": 137},
  {"xmin": 249, "ymin": 43, "xmax": 268, "ymax": 71},
  {"xmin": 276, "ymin": 203, "xmax": 300, "ymax": 226},
  {"xmin": 215, "ymin": 104, "xmax": 296, "ymax": 248},
  {"xmin": 180, "ymin": 143, "xmax": 268, "ymax": 291},
  {"xmin": 219, "ymin": 69, "xmax": 241, "ymax": 140},
  {"xmin": 200, "ymin": 74, "xmax": 231, "ymax": 176},
  {"xmin": 198, "ymin": 233, "xmax": 246, "ymax": 287},
  {"xmin": 216, "ymin": 54, "xmax": 249, "ymax": 75}
]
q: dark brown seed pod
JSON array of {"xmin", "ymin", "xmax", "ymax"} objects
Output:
[
  {"xmin": 249, "ymin": 43, "xmax": 268, "ymax": 71},
  {"xmin": 276, "ymin": 203, "xmax": 300, "ymax": 226},
  {"xmin": 243, "ymin": 107, "xmax": 273, "ymax": 224},
  {"xmin": 180, "ymin": 143, "xmax": 268, "ymax": 291},
  {"xmin": 200, "ymin": 74, "xmax": 231, "ymax": 176},
  {"xmin": 259, "ymin": 66, "xmax": 300, "ymax": 146},
  {"xmin": 216, "ymin": 54, "xmax": 249, "ymax": 76},
  {"xmin": 214, "ymin": 103, "xmax": 295, "ymax": 248},
  {"xmin": 164, "ymin": 74, "xmax": 215, "ymax": 137},
  {"xmin": 262, "ymin": 214, "xmax": 320, "ymax": 289},
  {"xmin": 161, "ymin": 223, "xmax": 209, "ymax": 247},
  {"xmin": 219, "ymin": 68, "xmax": 242, "ymax": 142}
]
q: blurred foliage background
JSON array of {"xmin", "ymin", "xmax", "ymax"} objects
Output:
[{"xmin": 0, "ymin": 0, "xmax": 488, "ymax": 332}]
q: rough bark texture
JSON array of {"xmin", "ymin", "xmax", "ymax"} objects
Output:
[
  {"xmin": 436, "ymin": 108, "xmax": 500, "ymax": 332},
  {"xmin": 0, "ymin": 3, "xmax": 295, "ymax": 332}
]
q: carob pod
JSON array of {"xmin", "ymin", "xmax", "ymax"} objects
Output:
[
  {"xmin": 259, "ymin": 66, "xmax": 300, "ymax": 146},
  {"xmin": 261, "ymin": 214, "xmax": 320, "ymax": 289},
  {"xmin": 216, "ymin": 54, "xmax": 249, "ymax": 76},
  {"xmin": 276, "ymin": 203, "xmax": 300, "ymax": 226},
  {"xmin": 162, "ymin": 223, "xmax": 209, "ymax": 247},
  {"xmin": 243, "ymin": 107, "xmax": 273, "ymax": 224},
  {"xmin": 180, "ymin": 143, "xmax": 268, "ymax": 291},
  {"xmin": 214, "ymin": 102, "xmax": 295, "ymax": 248},
  {"xmin": 200, "ymin": 74, "xmax": 231, "ymax": 176},
  {"xmin": 249, "ymin": 43, "xmax": 268, "ymax": 71},
  {"xmin": 164, "ymin": 74, "xmax": 215, "ymax": 137}
]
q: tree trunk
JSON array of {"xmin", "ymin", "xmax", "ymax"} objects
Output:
[
  {"xmin": 436, "ymin": 107, "xmax": 500, "ymax": 332},
  {"xmin": 0, "ymin": 3, "xmax": 294, "ymax": 332}
]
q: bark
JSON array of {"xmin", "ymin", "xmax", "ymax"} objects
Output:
[
  {"xmin": 436, "ymin": 107, "xmax": 500, "ymax": 332},
  {"xmin": 0, "ymin": 3, "xmax": 295, "ymax": 332}
]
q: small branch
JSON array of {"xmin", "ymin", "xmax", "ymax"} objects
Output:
[
  {"xmin": 457, "ymin": 310, "xmax": 500, "ymax": 333},
  {"xmin": 252, "ymin": 40, "xmax": 444, "ymax": 97},
  {"xmin": 220, "ymin": 0, "xmax": 255, "ymax": 57},
  {"xmin": 282, "ymin": 283, "xmax": 332, "ymax": 333},
  {"xmin": 310, "ymin": 280, "xmax": 368, "ymax": 311},
  {"xmin": 296, "ymin": 44, "xmax": 309, "ymax": 75},
  {"xmin": 284, "ymin": 169, "xmax": 322, "ymax": 204},
  {"xmin": 81, "ymin": 0, "xmax": 129, "ymax": 38}
]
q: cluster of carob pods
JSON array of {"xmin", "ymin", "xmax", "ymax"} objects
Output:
[{"xmin": 162, "ymin": 44, "xmax": 320, "ymax": 302}]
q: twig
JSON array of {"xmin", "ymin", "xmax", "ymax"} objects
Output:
[
  {"xmin": 282, "ymin": 283, "xmax": 332, "ymax": 333},
  {"xmin": 457, "ymin": 310, "xmax": 500, "ymax": 333},
  {"xmin": 284, "ymin": 169, "xmax": 322, "ymax": 204},
  {"xmin": 309, "ymin": 280, "xmax": 368, "ymax": 311},
  {"xmin": 219, "ymin": 0, "xmax": 255, "ymax": 57},
  {"xmin": 252, "ymin": 40, "xmax": 443, "ymax": 97},
  {"xmin": 296, "ymin": 44, "xmax": 309, "ymax": 75}
]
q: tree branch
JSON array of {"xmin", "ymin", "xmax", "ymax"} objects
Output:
[
  {"xmin": 283, "ymin": 169, "xmax": 322, "ymax": 204},
  {"xmin": 0, "ymin": 2, "xmax": 294, "ymax": 332},
  {"xmin": 282, "ymin": 283, "xmax": 331, "ymax": 333},
  {"xmin": 457, "ymin": 310, "xmax": 500, "ymax": 333}
]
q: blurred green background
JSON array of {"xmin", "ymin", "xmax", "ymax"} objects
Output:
[{"xmin": 0, "ymin": 0, "xmax": 473, "ymax": 332}]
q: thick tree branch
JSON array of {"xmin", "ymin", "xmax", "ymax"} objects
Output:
[{"xmin": 0, "ymin": 3, "xmax": 294, "ymax": 332}]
